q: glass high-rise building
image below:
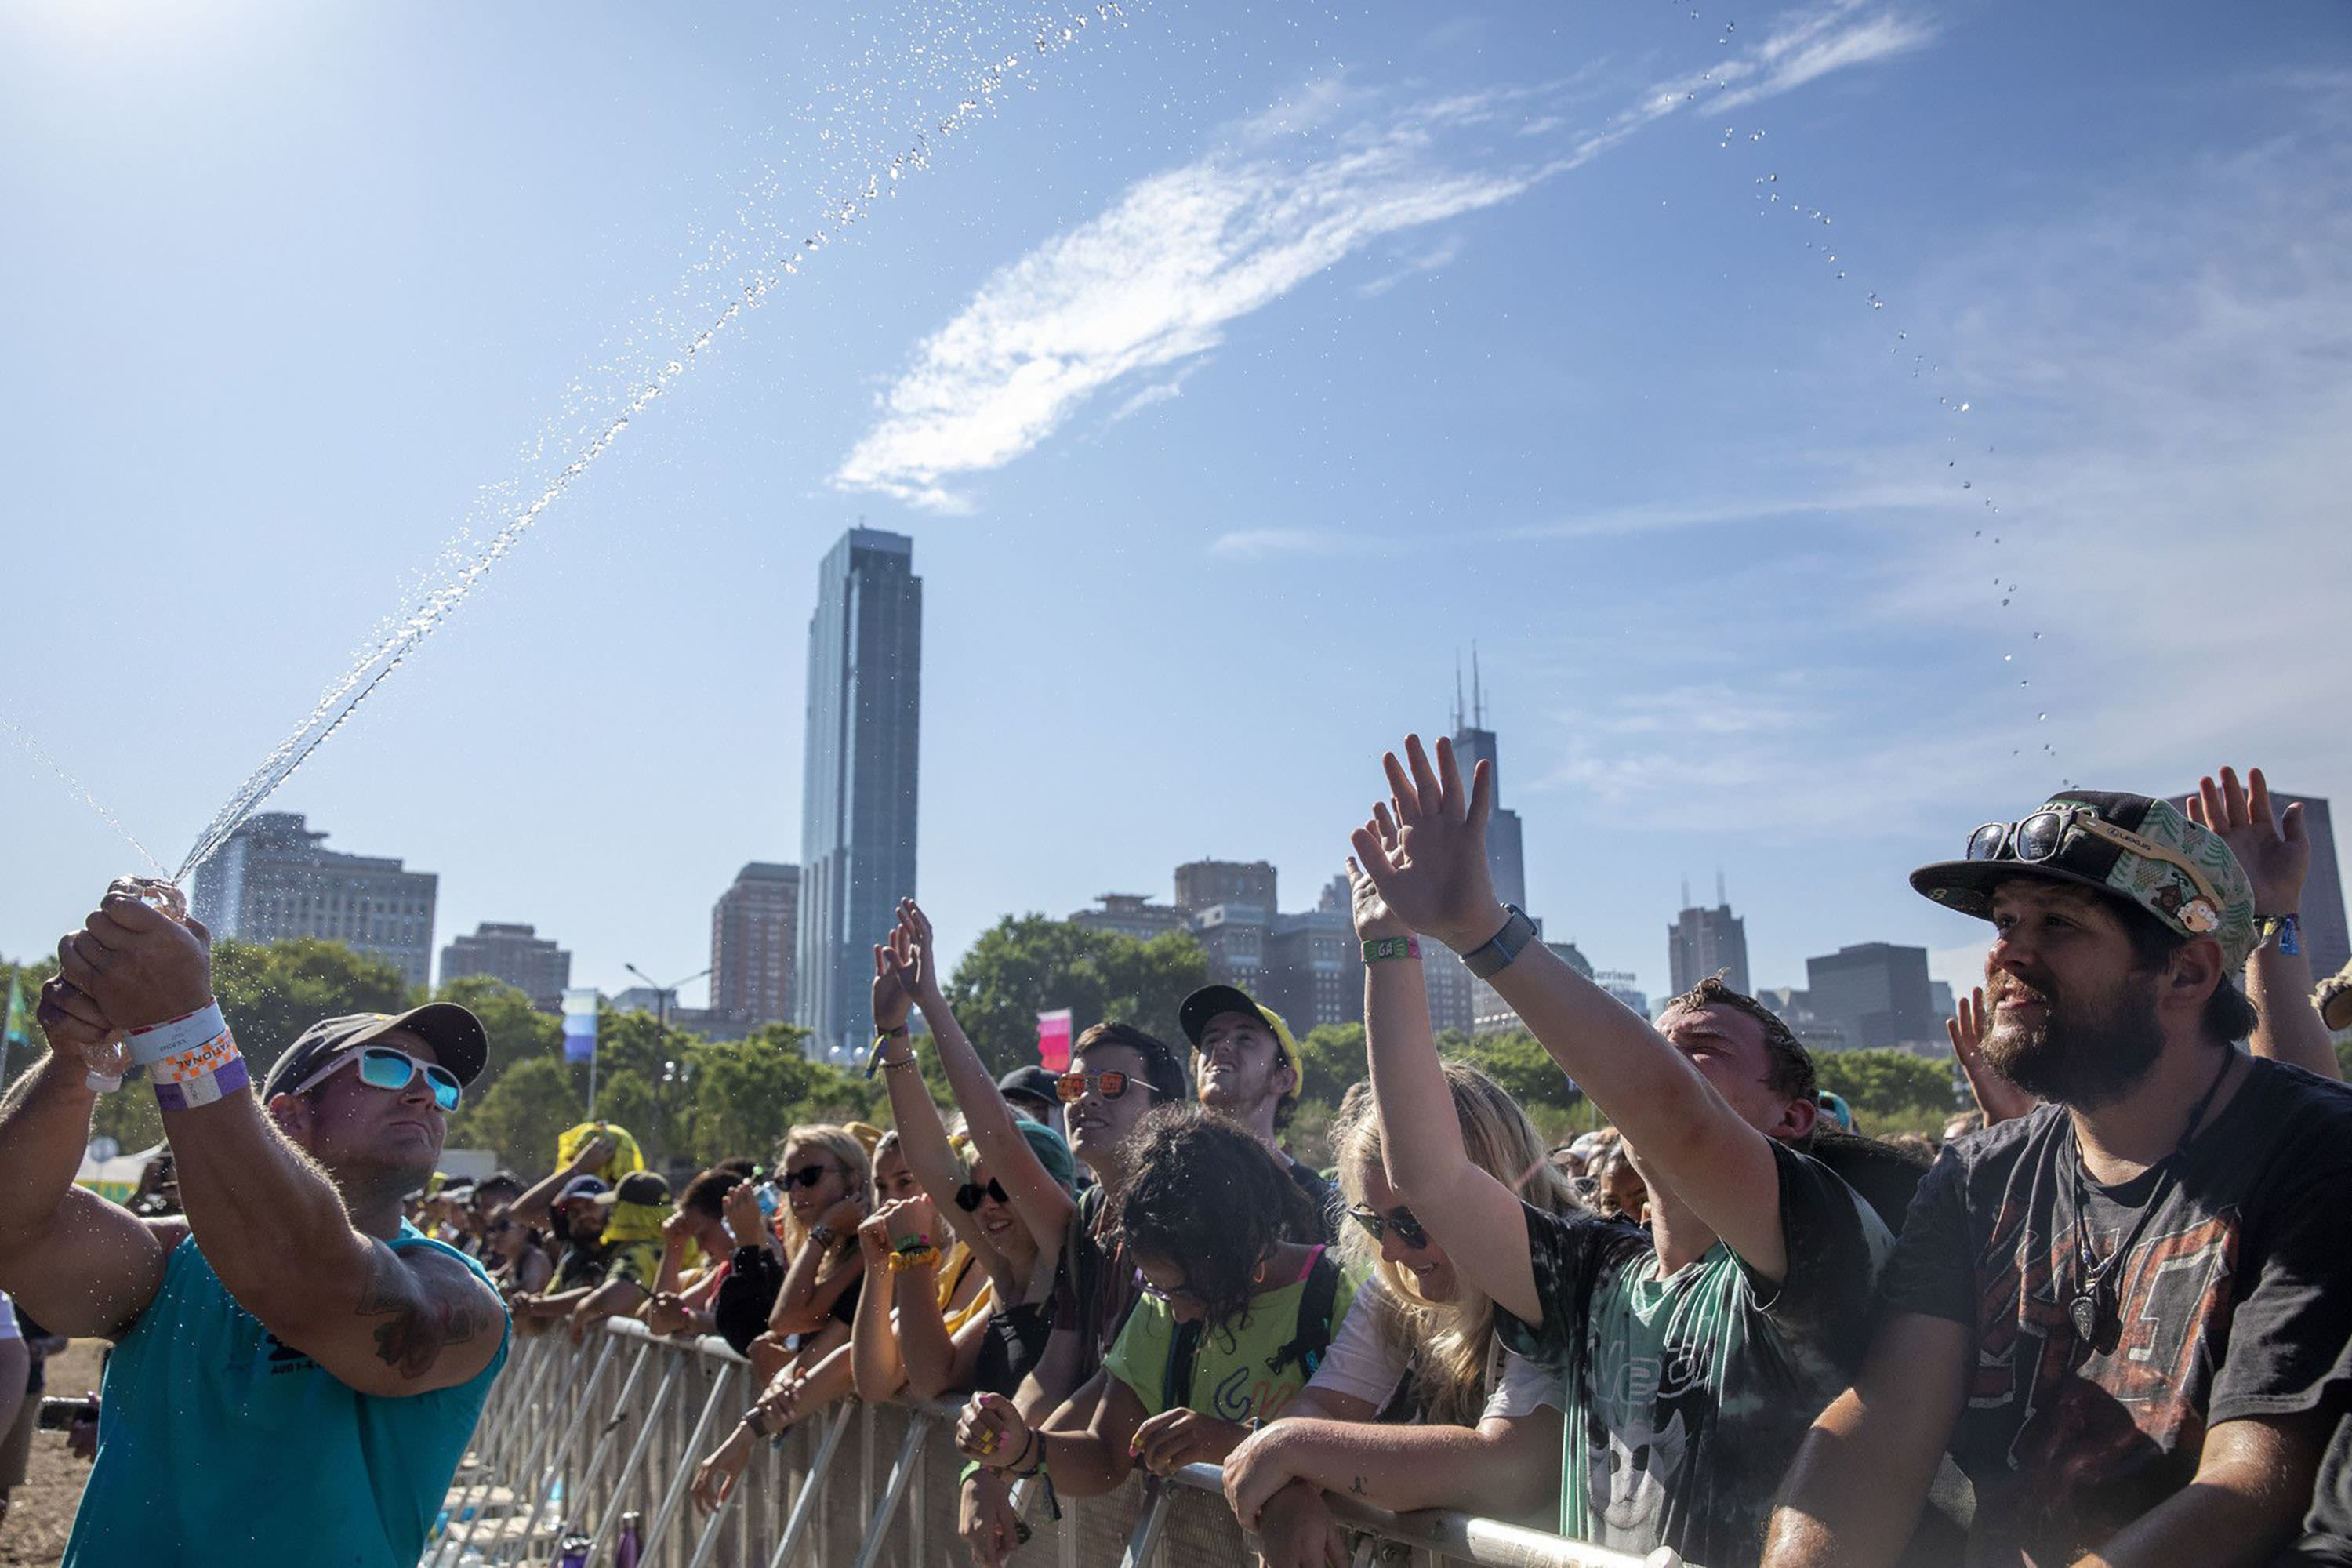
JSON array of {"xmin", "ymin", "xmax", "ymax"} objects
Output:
[{"xmin": 796, "ymin": 528, "xmax": 922, "ymax": 1059}]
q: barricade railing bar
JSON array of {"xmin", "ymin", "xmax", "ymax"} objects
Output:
[{"xmin": 432, "ymin": 1318, "xmax": 1685, "ymax": 1568}]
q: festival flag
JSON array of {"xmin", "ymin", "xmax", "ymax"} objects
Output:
[
  {"xmin": 3, "ymin": 975, "xmax": 28, "ymax": 1052},
  {"xmin": 561, "ymin": 988, "xmax": 601, "ymax": 1065},
  {"xmin": 1036, "ymin": 1007, "xmax": 1074, "ymax": 1073}
]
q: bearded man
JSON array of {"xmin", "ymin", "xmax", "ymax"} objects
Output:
[{"xmin": 1765, "ymin": 791, "xmax": 2352, "ymax": 1568}]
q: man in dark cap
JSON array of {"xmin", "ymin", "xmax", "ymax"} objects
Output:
[
  {"xmin": 0, "ymin": 889, "xmax": 507, "ymax": 1568},
  {"xmin": 1767, "ymin": 791, "xmax": 2352, "ymax": 1568}
]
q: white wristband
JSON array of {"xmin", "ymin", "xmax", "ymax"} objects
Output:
[{"xmin": 127, "ymin": 1001, "xmax": 227, "ymax": 1067}]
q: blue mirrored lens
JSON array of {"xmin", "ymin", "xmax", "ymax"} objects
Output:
[{"xmin": 355, "ymin": 1047, "xmax": 461, "ymax": 1111}]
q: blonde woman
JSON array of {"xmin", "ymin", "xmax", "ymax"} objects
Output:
[
  {"xmin": 1220, "ymin": 1068, "xmax": 1585, "ymax": 1561},
  {"xmin": 746, "ymin": 1123, "xmax": 873, "ymax": 1384}
]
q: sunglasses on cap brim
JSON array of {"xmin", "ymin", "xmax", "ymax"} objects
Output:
[
  {"xmin": 290, "ymin": 1045, "xmax": 462, "ymax": 1112},
  {"xmin": 1965, "ymin": 805, "xmax": 2225, "ymax": 933}
]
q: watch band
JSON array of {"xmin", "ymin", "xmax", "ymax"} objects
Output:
[{"xmin": 1461, "ymin": 905, "xmax": 1537, "ymax": 980}]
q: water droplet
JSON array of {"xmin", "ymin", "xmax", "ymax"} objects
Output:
[
  {"xmin": 2038, "ymin": 713, "xmax": 2049, "ymax": 721},
  {"xmin": 2002, "ymin": 597, "xmax": 2011, "ymax": 606},
  {"xmin": 2033, "ymin": 631, "xmax": 2042, "ymax": 640},
  {"xmin": 2020, "ymin": 680, "xmax": 2030, "ymax": 688},
  {"xmin": 2003, "ymin": 653, "xmax": 2013, "ymax": 661},
  {"xmin": 1767, "ymin": 172, "xmax": 1777, "ymax": 182},
  {"xmin": 1835, "ymin": 270, "xmax": 1846, "ymax": 278},
  {"xmin": 1962, "ymin": 481, "xmax": 1972, "ymax": 489},
  {"xmin": 1958, "ymin": 401, "xmax": 1971, "ymax": 412}
]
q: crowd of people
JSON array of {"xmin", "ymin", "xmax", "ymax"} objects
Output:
[{"xmin": 6, "ymin": 750, "xmax": 2352, "ymax": 1568}]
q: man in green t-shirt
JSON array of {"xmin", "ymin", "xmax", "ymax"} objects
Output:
[{"xmin": 1349, "ymin": 735, "xmax": 1890, "ymax": 1567}]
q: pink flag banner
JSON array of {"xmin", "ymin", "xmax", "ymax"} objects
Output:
[{"xmin": 1036, "ymin": 1008, "xmax": 1074, "ymax": 1073}]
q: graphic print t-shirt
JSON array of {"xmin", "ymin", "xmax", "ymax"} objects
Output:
[
  {"xmin": 1494, "ymin": 1139, "xmax": 1893, "ymax": 1568},
  {"xmin": 1103, "ymin": 1256, "xmax": 1360, "ymax": 1421},
  {"xmin": 1884, "ymin": 1055, "xmax": 2352, "ymax": 1566}
]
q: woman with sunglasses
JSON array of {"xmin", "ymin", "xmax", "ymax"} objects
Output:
[
  {"xmin": 746, "ymin": 1123, "xmax": 873, "ymax": 1385},
  {"xmin": 1221, "ymin": 1068, "xmax": 1584, "ymax": 1561},
  {"xmin": 954, "ymin": 1105, "xmax": 1348, "ymax": 1505},
  {"xmin": 481, "ymin": 1213, "xmax": 552, "ymax": 1301}
]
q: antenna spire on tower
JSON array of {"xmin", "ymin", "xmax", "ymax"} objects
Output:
[
  {"xmin": 1454, "ymin": 652, "xmax": 1465, "ymax": 734},
  {"xmin": 1717, "ymin": 869, "xmax": 1727, "ymax": 908},
  {"xmin": 1471, "ymin": 643, "xmax": 1486, "ymax": 728}
]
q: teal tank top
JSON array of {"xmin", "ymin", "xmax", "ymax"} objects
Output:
[{"xmin": 64, "ymin": 1221, "xmax": 509, "ymax": 1568}]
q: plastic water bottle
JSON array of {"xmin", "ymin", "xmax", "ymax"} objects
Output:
[
  {"xmin": 80, "ymin": 877, "xmax": 188, "ymax": 1091},
  {"xmin": 615, "ymin": 1511, "xmax": 642, "ymax": 1568}
]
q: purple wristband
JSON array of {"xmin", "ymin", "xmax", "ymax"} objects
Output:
[{"xmin": 154, "ymin": 1054, "xmax": 250, "ymax": 1112}]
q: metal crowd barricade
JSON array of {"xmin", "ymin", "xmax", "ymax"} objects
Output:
[{"xmin": 432, "ymin": 1318, "xmax": 1684, "ymax": 1568}]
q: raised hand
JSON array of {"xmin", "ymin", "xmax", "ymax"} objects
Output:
[
  {"xmin": 723, "ymin": 1181, "xmax": 768, "ymax": 1248},
  {"xmin": 1947, "ymin": 985, "xmax": 2034, "ymax": 1127},
  {"xmin": 2187, "ymin": 766, "xmax": 2307, "ymax": 917},
  {"xmin": 1344, "ymin": 855, "xmax": 1410, "ymax": 944},
  {"xmin": 891, "ymin": 899, "xmax": 945, "ymax": 1006},
  {"xmin": 872, "ymin": 942, "xmax": 915, "ymax": 1035},
  {"xmin": 55, "ymin": 893, "xmax": 212, "ymax": 1033},
  {"xmin": 1348, "ymin": 734, "xmax": 1505, "ymax": 952},
  {"xmin": 34, "ymin": 978, "xmax": 115, "ymax": 1054}
]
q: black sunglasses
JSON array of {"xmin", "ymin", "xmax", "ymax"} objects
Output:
[
  {"xmin": 778, "ymin": 1163, "xmax": 837, "ymax": 1189},
  {"xmin": 1347, "ymin": 1203, "xmax": 1429, "ymax": 1251},
  {"xmin": 955, "ymin": 1177, "xmax": 1011, "ymax": 1212}
]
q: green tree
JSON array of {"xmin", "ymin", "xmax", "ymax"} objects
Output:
[
  {"xmin": 1297, "ymin": 1023, "xmax": 1368, "ymax": 1108},
  {"xmin": 1450, "ymin": 1029, "xmax": 1583, "ymax": 1115},
  {"xmin": 1, "ymin": 954, "xmax": 60, "ymax": 1092},
  {"xmin": 677, "ymin": 1025, "xmax": 817, "ymax": 1167},
  {"xmin": 1813, "ymin": 1047, "xmax": 1962, "ymax": 1139},
  {"xmin": 946, "ymin": 918, "xmax": 1209, "ymax": 1076},
  {"xmin": 210, "ymin": 938, "xmax": 409, "ymax": 1071},
  {"xmin": 451, "ymin": 1056, "xmax": 583, "ymax": 1172},
  {"xmin": 430, "ymin": 975, "xmax": 561, "ymax": 1097}
]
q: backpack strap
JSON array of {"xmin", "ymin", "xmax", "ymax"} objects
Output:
[
  {"xmin": 1265, "ymin": 1248, "xmax": 1342, "ymax": 1379},
  {"xmin": 1163, "ymin": 1318, "xmax": 1203, "ymax": 1412}
]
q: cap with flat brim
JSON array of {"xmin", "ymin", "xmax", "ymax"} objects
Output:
[
  {"xmin": 997, "ymin": 1065, "xmax": 1058, "ymax": 1109},
  {"xmin": 1908, "ymin": 856, "xmax": 2122, "ymax": 922},
  {"xmin": 262, "ymin": 1003, "xmax": 492, "ymax": 1100},
  {"xmin": 1178, "ymin": 984, "xmax": 1303, "ymax": 1084}
]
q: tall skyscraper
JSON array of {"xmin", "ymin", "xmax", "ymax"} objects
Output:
[
  {"xmin": 797, "ymin": 528, "xmax": 922, "ymax": 1059},
  {"xmin": 191, "ymin": 811, "xmax": 437, "ymax": 989},
  {"xmin": 713, "ymin": 862, "xmax": 800, "ymax": 1026},
  {"xmin": 1806, "ymin": 942, "xmax": 1937, "ymax": 1053},
  {"xmin": 1668, "ymin": 883, "xmax": 1750, "ymax": 999},
  {"xmin": 2169, "ymin": 787, "xmax": 2347, "ymax": 984},
  {"xmin": 439, "ymin": 922, "xmax": 571, "ymax": 1010},
  {"xmin": 1452, "ymin": 653, "xmax": 1527, "ymax": 911}
]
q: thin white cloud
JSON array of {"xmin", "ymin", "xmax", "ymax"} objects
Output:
[
  {"xmin": 1207, "ymin": 528, "xmax": 1359, "ymax": 561},
  {"xmin": 1356, "ymin": 231, "xmax": 1468, "ymax": 298},
  {"xmin": 833, "ymin": 2, "xmax": 1940, "ymax": 510}
]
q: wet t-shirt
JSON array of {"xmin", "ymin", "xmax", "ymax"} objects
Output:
[
  {"xmin": 1886, "ymin": 1055, "xmax": 2352, "ymax": 1566},
  {"xmin": 1495, "ymin": 1138, "xmax": 1891, "ymax": 1568}
]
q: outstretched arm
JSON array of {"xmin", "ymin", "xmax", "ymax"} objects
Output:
[
  {"xmin": 510, "ymin": 1131, "xmax": 615, "ymax": 1226},
  {"xmin": 1224, "ymin": 1408, "xmax": 1564, "ymax": 1530},
  {"xmin": 2190, "ymin": 768, "xmax": 2338, "ymax": 1081},
  {"xmin": 1762, "ymin": 1312, "xmax": 1969, "ymax": 1568},
  {"xmin": 59, "ymin": 894, "xmax": 503, "ymax": 1396},
  {"xmin": 0, "ymin": 991, "xmax": 171, "ymax": 1338},
  {"xmin": 1356, "ymin": 733, "xmax": 1797, "ymax": 1283},
  {"xmin": 1345, "ymin": 855, "xmax": 1540, "ymax": 1326},
  {"xmin": 898, "ymin": 901, "xmax": 1074, "ymax": 1267}
]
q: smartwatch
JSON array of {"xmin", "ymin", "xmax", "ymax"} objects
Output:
[{"xmin": 1461, "ymin": 905, "xmax": 1537, "ymax": 979}]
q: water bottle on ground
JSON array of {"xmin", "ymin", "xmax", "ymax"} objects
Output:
[
  {"xmin": 556, "ymin": 1530, "xmax": 591, "ymax": 1568},
  {"xmin": 615, "ymin": 1510, "xmax": 642, "ymax": 1568}
]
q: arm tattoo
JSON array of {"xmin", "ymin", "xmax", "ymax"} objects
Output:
[
  {"xmin": 1350, "ymin": 1475, "xmax": 1369, "ymax": 1497},
  {"xmin": 358, "ymin": 1244, "xmax": 493, "ymax": 1379}
]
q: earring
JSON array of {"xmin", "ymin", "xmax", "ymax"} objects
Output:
[{"xmin": 1252, "ymin": 1257, "xmax": 1267, "ymax": 1286}]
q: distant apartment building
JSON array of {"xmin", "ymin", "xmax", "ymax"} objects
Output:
[
  {"xmin": 1189, "ymin": 902, "xmax": 1270, "ymax": 996},
  {"xmin": 1174, "ymin": 860, "xmax": 1277, "ymax": 919},
  {"xmin": 1668, "ymin": 897, "xmax": 1751, "ymax": 999},
  {"xmin": 439, "ymin": 922, "xmax": 571, "ymax": 1010},
  {"xmin": 1264, "ymin": 903, "xmax": 1362, "ymax": 1033},
  {"xmin": 712, "ymin": 862, "xmax": 800, "ymax": 1026},
  {"xmin": 190, "ymin": 811, "xmax": 437, "ymax": 989},
  {"xmin": 2169, "ymin": 788, "xmax": 2347, "ymax": 983},
  {"xmin": 1758, "ymin": 985, "xmax": 1851, "ymax": 1053},
  {"xmin": 1472, "ymin": 940, "xmax": 1593, "ymax": 1036},
  {"xmin": 797, "ymin": 528, "xmax": 922, "ymax": 1060},
  {"xmin": 1070, "ymin": 894, "xmax": 1189, "ymax": 942},
  {"xmin": 1806, "ymin": 942, "xmax": 1937, "ymax": 1053}
]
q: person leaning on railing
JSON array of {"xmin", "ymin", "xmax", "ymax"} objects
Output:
[
  {"xmin": 1221, "ymin": 1066, "xmax": 1581, "ymax": 1566},
  {"xmin": 953, "ymin": 1106, "xmax": 1354, "ymax": 1504},
  {"xmin": 643, "ymin": 1168, "xmax": 746, "ymax": 1338},
  {"xmin": 744, "ymin": 1123, "xmax": 872, "ymax": 1385}
]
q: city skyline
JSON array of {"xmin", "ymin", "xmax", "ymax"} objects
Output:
[{"xmin": 3, "ymin": 3, "xmax": 2345, "ymax": 1019}]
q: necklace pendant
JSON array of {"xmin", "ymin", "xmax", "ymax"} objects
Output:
[{"xmin": 2070, "ymin": 1290, "xmax": 2103, "ymax": 1345}]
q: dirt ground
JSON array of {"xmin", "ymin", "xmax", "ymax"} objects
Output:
[{"xmin": 0, "ymin": 1341, "xmax": 100, "ymax": 1568}]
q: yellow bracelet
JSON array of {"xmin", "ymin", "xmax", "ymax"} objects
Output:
[{"xmin": 886, "ymin": 1242, "xmax": 941, "ymax": 1274}]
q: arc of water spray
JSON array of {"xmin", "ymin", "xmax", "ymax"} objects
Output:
[
  {"xmin": 0, "ymin": 715, "xmax": 167, "ymax": 877},
  {"xmin": 172, "ymin": 4, "xmax": 1127, "ymax": 888}
]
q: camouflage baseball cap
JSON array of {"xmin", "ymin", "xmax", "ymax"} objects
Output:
[{"xmin": 1911, "ymin": 790, "xmax": 2259, "ymax": 971}]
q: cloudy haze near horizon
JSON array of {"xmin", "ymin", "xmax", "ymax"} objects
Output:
[{"xmin": 2, "ymin": 0, "xmax": 2345, "ymax": 1014}]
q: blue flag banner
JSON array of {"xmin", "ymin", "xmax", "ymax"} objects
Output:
[{"xmin": 561, "ymin": 988, "xmax": 600, "ymax": 1065}]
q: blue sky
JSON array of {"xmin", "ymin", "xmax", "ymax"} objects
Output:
[{"xmin": 3, "ymin": 0, "xmax": 2347, "ymax": 1013}]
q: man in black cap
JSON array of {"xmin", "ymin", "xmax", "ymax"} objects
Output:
[
  {"xmin": 997, "ymin": 1064, "xmax": 1062, "ymax": 1132},
  {"xmin": 0, "ymin": 890, "xmax": 507, "ymax": 1568},
  {"xmin": 1767, "ymin": 791, "xmax": 2352, "ymax": 1568},
  {"xmin": 1178, "ymin": 982, "xmax": 1334, "ymax": 1232}
]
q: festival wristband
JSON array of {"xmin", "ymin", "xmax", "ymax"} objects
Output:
[
  {"xmin": 1361, "ymin": 936, "xmax": 1420, "ymax": 963},
  {"xmin": 2261, "ymin": 913, "xmax": 2302, "ymax": 956},
  {"xmin": 126, "ymin": 1001, "xmax": 227, "ymax": 1067},
  {"xmin": 152, "ymin": 1049, "xmax": 250, "ymax": 1112},
  {"xmin": 887, "ymin": 1242, "xmax": 941, "ymax": 1274}
]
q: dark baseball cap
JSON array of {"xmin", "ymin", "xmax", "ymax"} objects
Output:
[
  {"xmin": 556, "ymin": 1174, "xmax": 609, "ymax": 1204},
  {"xmin": 1178, "ymin": 985, "xmax": 1303, "ymax": 1082},
  {"xmin": 1911, "ymin": 790, "xmax": 2258, "ymax": 971},
  {"xmin": 261, "ymin": 1003, "xmax": 492, "ymax": 1100},
  {"xmin": 997, "ymin": 1065, "xmax": 1058, "ymax": 1109},
  {"xmin": 596, "ymin": 1171, "xmax": 672, "ymax": 1209}
]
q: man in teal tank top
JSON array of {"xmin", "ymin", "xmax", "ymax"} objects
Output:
[{"xmin": 0, "ymin": 890, "xmax": 510, "ymax": 1567}]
